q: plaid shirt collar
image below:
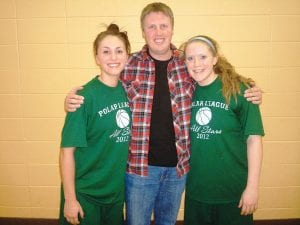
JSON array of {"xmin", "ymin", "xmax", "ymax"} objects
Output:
[{"xmin": 139, "ymin": 44, "xmax": 182, "ymax": 61}]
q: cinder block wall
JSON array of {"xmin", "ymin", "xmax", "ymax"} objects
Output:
[{"xmin": 0, "ymin": 0, "xmax": 299, "ymax": 220}]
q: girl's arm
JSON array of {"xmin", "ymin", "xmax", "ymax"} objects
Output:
[
  {"xmin": 238, "ymin": 135, "xmax": 263, "ymax": 215},
  {"xmin": 60, "ymin": 148, "xmax": 84, "ymax": 224}
]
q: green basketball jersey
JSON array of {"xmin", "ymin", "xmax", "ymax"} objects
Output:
[
  {"xmin": 187, "ymin": 77, "xmax": 264, "ymax": 203},
  {"xmin": 61, "ymin": 76, "xmax": 131, "ymax": 204}
]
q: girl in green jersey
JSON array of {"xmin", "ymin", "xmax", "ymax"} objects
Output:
[
  {"xmin": 181, "ymin": 36, "xmax": 264, "ymax": 225},
  {"xmin": 59, "ymin": 24, "xmax": 131, "ymax": 225}
]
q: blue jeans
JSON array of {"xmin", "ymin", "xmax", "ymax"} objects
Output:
[{"xmin": 125, "ymin": 166, "xmax": 187, "ymax": 225}]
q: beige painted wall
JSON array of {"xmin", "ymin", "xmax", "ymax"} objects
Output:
[{"xmin": 0, "ymin": 0, "xmax": 299, "ymax": 220}]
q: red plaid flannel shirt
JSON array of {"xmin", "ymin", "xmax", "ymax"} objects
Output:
[{"xmin": 121, "ymin": 44, "xmax": 195, "ymax": 177}]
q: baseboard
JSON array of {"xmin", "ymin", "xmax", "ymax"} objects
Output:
[
  {"xmin": 0, "ymin": 218, "xmax": 58, "ymax": 225},
  {"xmin": 0, "ymin": 218, "xmax": 299, "ymax": 225},
  {"xmin": 254, "ymin": 219, "xmax": 300, "ymax": 225}
]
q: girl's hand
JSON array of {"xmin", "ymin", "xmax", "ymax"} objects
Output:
[
  {"xmin": 64, "ymin": 199, "xmax": 84, "ymax": 224},
  {"xmin": 238, "ymin": 188, "xmax": 258, "ymax": 216}
]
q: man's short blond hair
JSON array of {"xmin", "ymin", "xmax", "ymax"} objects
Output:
[{"xmin": 140, "ymin": 2, "xmax": 174, "ymax": 30}]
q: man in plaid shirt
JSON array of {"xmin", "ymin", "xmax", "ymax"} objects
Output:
[
  {"xmin": 121, "ymin": 3, "xmax": 194, "ymax": 224},
  {"xmin": 65, "ymin": 2, "xmax": 262, "ymax": 225},
  {"xmin": 122, "ymin": 45, "xmax": 194, "ymax": 177}
]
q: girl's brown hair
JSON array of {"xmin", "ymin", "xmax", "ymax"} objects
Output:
[{"xmin": 93, "ymin": 23, "xmax": 131, "ymax": 56}]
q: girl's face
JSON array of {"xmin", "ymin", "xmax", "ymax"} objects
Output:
[
  {"xmin": 95, "ymin": 35, "xmax": 128, "ymax": 78},
  {"xmin": 185, "ymin": 41, "xmax": 218, "ymax": 86}
]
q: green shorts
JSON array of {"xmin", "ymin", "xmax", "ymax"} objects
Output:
[
  {"xmin": 59, "ymin": 192, "xmax": 124, "ymax": 225},
  {"xmin": 184, "ymin": 195, "xmax": 253, "ymax": 225}
]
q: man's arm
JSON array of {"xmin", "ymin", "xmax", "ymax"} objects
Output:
[
  {"xmin": 244, "ymin": 85, "xmax": 263, "ymax": 105},
  {"xmin": 64, "ymin": 84, "xmax": 263, "ymax": 112},
  {"xmin": 65, "ymin": 86, "xmax": 84, "ymax": 112}
]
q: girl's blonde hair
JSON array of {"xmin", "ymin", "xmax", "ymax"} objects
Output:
[{"xmin": 181, "ymin": 35, "xmax": 253, "ymax": 104}]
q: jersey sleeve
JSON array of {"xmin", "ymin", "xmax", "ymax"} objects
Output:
[
  {"xmin": 237, "ymin": 86, "xmax": 265, "ymax": 137},
  {"xmin": 60, "ymin": 92, "xmax": 89, "ymax": 148}
]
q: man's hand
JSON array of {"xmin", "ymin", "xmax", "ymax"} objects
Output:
[
  {"xmin": 65, "ymin": 86, "xmax": 84, "ymax": 112},
  {"xmin": 244, "ymin": 86, "xmax": 263, "ymax": 105}
]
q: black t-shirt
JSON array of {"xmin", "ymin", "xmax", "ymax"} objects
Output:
[{"xmin": 148, "ymin": 57, "xmax": 178, "ymax": 167}]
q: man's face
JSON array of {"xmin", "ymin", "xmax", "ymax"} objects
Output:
[{"xmin": 142, "ymin": 12, "xmax": 173, "ymax": 60}]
